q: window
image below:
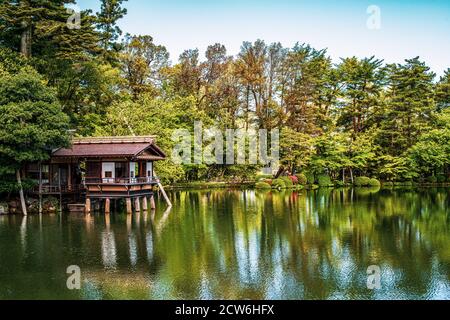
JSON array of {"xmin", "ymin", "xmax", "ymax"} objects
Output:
[{"xmin": 102, "ymin": 162, "xmax": 115, "ymax": 183}]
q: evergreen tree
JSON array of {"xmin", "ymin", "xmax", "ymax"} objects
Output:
[
  {"xmin": 435, "ymin": 69, "xmax": 450, "ymax": 111},
  {"xmin": 378, "ymin": 57, "xmax": 435, "ymax": 155},
  {"xmin": 97, "ymin": 0, "xmax": 128, "ymax": 53}
]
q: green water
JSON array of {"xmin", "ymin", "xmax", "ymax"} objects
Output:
[{"xmin": 0, "ymin": 187, "xmax": 449, "ymax": 300}]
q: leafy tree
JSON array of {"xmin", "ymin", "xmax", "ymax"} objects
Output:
[
  {"xmin": 0, "ymin": 67, "xmax": 70, "ymax": 214},
  {"xmin": 119, "ymin": 34, "xmax": 169, "ymax": 99}
]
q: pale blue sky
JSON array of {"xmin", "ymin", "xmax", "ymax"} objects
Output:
[{"xmin": 78, "ymin": 0, "xmax": 450, "ymax": 76}]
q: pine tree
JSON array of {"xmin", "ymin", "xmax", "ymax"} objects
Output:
[
  {"xmin": 0, "ymin": 0, "xmax": 100, "ymax": 60},
  {"xmin": 97, "ymin": 0, "xmax": 128, "ymax": 52},
  {"xmin": 380, "ymin": 57, "xmax": 435, "ymax": 154},
  {"xmin": 435, "ymin": 69, "xmax": 450, "ymax": 111}
]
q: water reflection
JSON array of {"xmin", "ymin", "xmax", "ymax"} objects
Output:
[{"xmin": 0, "ymin": 188, "xmax": 449, "ymax": 299}]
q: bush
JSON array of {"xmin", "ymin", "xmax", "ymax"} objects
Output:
[
  {"xmin": 368, "ymin": 178, "xmax": 381, "ymax": 187},
  {"xmin": 394, "ymin": 181, "xmax": 413, "ymax": 186},
  {"xmin": 255, "ymin": 182, "xmax": 271, "ymax": 189},
  {"xmin": 317, "ymin": 174, "xmax": 333, "ymax": 187},
  {"xmin": 436, "ymin": 175, "xmax": 446, "ymax": 183},
  {"xmin": 280, "ymin": 176, "xmax": 294, "ymax": 188},
  {"xmin": 271, "ymin": 178, "xmax": 286, "ymax": 189},
  {"xmin": 426, "ymin": 176, "xmax": 437, "ymax": 183},
  {"xmin": 334, "ymin": 180, "xmax": 345, "ymax": 187},
  {"xmin": 305, "ymin": 172, "xmax": 315, "ymax": 184},
  {"xmin": 255, "ymin": 174, "xmax": 273, "ymax": 181},
  {"xmin": 382, "ymin": 181, "xmax": 394, "ymax": 187},
  {"xmin": 295, "ymin": 173, "xmax": 308, "ymax": 185},
  {"xmin": 289, "ymin": 175, "xmax": 298, "ymax": 185},
  {"xmin": 354, "ymin": 176, "xmax": 371, "ymax": 187}
]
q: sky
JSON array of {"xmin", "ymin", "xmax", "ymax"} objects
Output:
[{"xmin": 77, "ymin": 0, "xmax": 450, "ymax": 77}]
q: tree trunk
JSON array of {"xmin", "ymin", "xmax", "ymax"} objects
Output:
[
  {"xmin": 350, "ymin": 168, "xmax": 354, "ymax": 184},
  {"xmin": 20, "ymin": 23, "xmax": 32, "ymax": 58},
  {"xmin": 16, "ymin": 169, "xmax": 28, "ymax": 216},
  {"xmin": 342, "ymin": 168, "xmax": 346, "ymax": 184}
]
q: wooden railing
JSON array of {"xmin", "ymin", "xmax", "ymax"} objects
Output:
[
  {"xmin": 84, "ymin": 177, "xmax": 159, "ymax": 185},
  {"xmin": 31, "ymin": 184, "xmax": 83, "ymax": 194}
]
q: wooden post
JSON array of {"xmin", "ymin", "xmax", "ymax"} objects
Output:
[
  {"xmin": 150, "ymin": 194, "xmax": 156, "ymax": 210},
  {"xmin": 105, "ymin": 198, "xmax": 110, "ymax": 214},
  {"xmin": 38, "ymin": 162, "xmax": 42, "ymax": 215},
  {"xmin": 142, "ymin": 196, "xmax": 148, "ymax": 211},
  {"xmin": 126, "ymin": 198, "xmax": 132, "ymax": 215},
  {"xmin": 68, "ymin": 163, "xmax": 72, "ymax": 192},
  {"xmin": 16, "ymin": 169, "xmax": 27, "ymax": 216},
  {"xmin": 85, "ymin": 198, "xmax": 91, "ymax": 215},
  {"xmin": 134, "ymin": 197, "xmax": 141, "ymax": 213}
]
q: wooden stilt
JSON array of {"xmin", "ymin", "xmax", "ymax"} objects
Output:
[
  {"xmin": 126, "ymin": 198, "xmax": 132, "ymax": 215},
  {"xmin": 105, "ymin": 198, "xmax": 110, "ymax": 214},
  {"xmin": 85, "ymin": 198, "xmax": 91, "ymax": 215},
  {"xmin": 150, "ymin": 194, "xmax": 156, "ymax": 210},
  {"xmin": 134, "ymin": 197, "xmax": 141, "ymax": 213},
  {"xmin": 142, "ymin": 196, "xmax": 148, "ymax": 211}
]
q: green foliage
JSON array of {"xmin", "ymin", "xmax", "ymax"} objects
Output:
[
  {"xmin": 304, "ymin": 172, "xmax": 315, "ymax": 185},
  {"xmin": 255, "ymin": 182, "xmax": 271, "ymax": 189},
  {"xmin": 354, "ymin": 177, "xmax": 371, "ymax": 187},
  {"xmin": 295, "ymin": 173, "xmax": 308, "ymax": 185},
  {"xmin": 426, "ymin": 176, "xmax": 438, "ymax": 183},
  {"xmin": 280, "ymin": 176, "xmax": 294, "ymax": 188},
  {"xmin": 256, "ymin": 174, "xmax": 273, "ymax": 181},
  {"xmin": 368, "ymin": 178, "xmax": 381, "ymax": 187},
  {"xmin": 317, "ymin": 174, "xmax": 333, "ymax": 187},
  {"xmin": 436, "ymin": 175, "xmax": 446, "ymax": 183},
  {"xmin": 0, "ymin": 67, "xmax": 70, "ymax": 173},
  {"xmin": 271, "ymin": 178, "xmax": 286, "ymax": 189}
]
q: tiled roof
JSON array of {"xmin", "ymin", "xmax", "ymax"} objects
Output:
[{"xmin": 52, "ymin": 136, "xmax": 166, "ymax": 159}]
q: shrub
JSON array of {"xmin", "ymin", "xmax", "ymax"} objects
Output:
[
  {"xmin": 289, "ymin": 175, "xmax": 298, "ymax": 185},
  {"xmin": 271, "ymin": 178, "xmax": 286, "ymax": 189},
  {"xmin": 255, "ymin": 182, "xmax": 271, "ymax": 189},
  {"xmin": 280, "ymin": 176, "xmax": 294, "ymax": 188},
  {"xmin": 334, "ymin": 180, "xmax": 345, "ymax": 187},
  {"xmin": 383, "ymin": 181, "xmax": 394, "ymax": 187},
  {"xmin": 426, "ymin": 176, "xmax": 437, "ymax": 183},
  {"xmin": 317, "ymin": 174, "xmax": 333, "ymax": 187},
  {"xmin": 394, "ymin": 181, "xmax": 413, "ymax": 186},
  {"xmin": 354, "ymin": 176, "xmax": 371, "ymax": 187},
  {"xmin": 436, "ymin": 175, "xmax": 446, "ymax": 183},
  {"xmin": 295, "ymin": 173, "xmax": 308, "ymax": 185},
  {"xmin": 368, "ymin": 178, "xmax": 381, "ymax": 187},
  {"xmin": 305, "ymin": 172, "xmax": 315, "ymax": 184},
  {"xmin": 255, "ymin": 174, "xmax": 273, "ymax": 181}
]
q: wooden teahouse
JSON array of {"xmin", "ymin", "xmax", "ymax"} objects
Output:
[{"xmin": 25, "ymin": 136, "xmax": 170, "ymax": 214}]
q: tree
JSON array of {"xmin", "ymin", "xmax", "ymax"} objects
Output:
[
  {"xmin": 0, "ymin": 67, "xmax": 70, "ymax": 214},
  {"xmin": 378, "ymin": 57, "xmax": 435, "ymax": 154},
  {"xmin": 0, "ymin": 0, "xmax": 100, "ymax": 59},
  {"xmin": 97, "ymin": 0, "xmax": 128, "ymax": 55},
  {"xmin": 336, "ymin": 56, "xmax": 385, "ymax": 137},
  {"xmin": 119, "ymin": 34, "xmax": 169, "ymax": 99},
  {"xmin": 435, "ymin": 69, "xmax": 450, "ymax": 111}
]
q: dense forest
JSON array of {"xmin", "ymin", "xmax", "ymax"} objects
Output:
[{"xmin": 0, "ymin": 0, "xmax": 449, "ymax": 190}]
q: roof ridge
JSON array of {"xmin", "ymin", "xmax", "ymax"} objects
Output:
[{"xmin": 73, "ymin": 136, "xmax": 156, "ymax": 145}]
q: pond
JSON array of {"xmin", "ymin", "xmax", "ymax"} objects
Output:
[{"xmin": 0, "ymin": 187, "xmax": 449, "ymax": 300}]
